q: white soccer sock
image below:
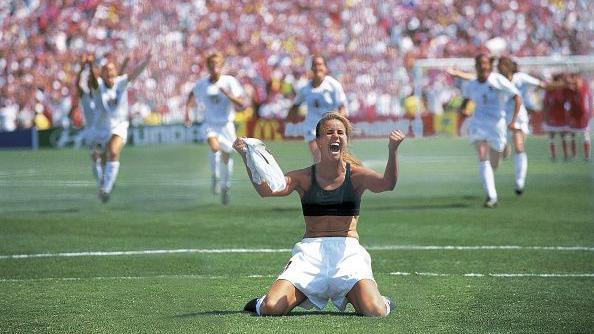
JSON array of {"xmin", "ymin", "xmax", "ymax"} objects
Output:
[
  {"xmin": 220, "ymin": 157, "xmax": 233, "ymax": 190},
  {"xmin": 514, "ymin": 152, "xmax": 527, "ymax": 190},
  {"xmin": 92, "ymin": 159, "xmax": 103, "ymax": 189},
  {"xmin": 102, "ymin": 161, "xmax": 120, "ymax": 194},
  {"xmin": 479, "ymin": 160, "xmax": 497, "ymax": 200},
  {"xmin": 383, "ymin": 296, "xmax": 393, "ymax": 316},
  {"xmin": 209, "ymin": 151, "xmax": 220, "ymax": 179},
  {"xmin": 255, "ymin": 295, "xmax": 266, "ymax": 316}
]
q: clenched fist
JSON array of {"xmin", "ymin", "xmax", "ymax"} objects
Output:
[
  {"xmin": 388, "ymin": 130, "xmax": 406, "ymax": 151},
  {"xmin": 233, "ymin": 137, "xmax": 248, "ymax": 155}
]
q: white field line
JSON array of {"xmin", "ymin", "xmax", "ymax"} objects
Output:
[
  {"xmin": 1, "ymin": 272, "xmax": 592, "ymax": 283},
  {"xmin": 1, "ymin": 245, "xmax": 594, "ymax": 260},
  {"xmin": 389, "ymin": 272, "xmax": 594, "ymax": 278}
]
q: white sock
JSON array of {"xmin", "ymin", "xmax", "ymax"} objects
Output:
[
  {"xmin": 479, "ymin": 160, "xmax": 497, "ymax": 200},
  {"xmin": 92, "ymin": 159, "xmax": 103, "ymax": 189},
  {"xmin": 209, "ymin": 151, "xmax": 220, "ymax": 179},
  {"xmin": 102, "ymin": 161, "xmax": 120, "ymax": 194},
  {"xmin": 220, "ymin": 158, "xmax": 233, "ymax": 190},
  {"xmin": 255, "ymin": 295, "xmax": 266, "ymax": 316},
  {"xmin": 383, "ymin": 296, "xmax": 393, "ymax": 316},
  {"xmin": 514, "ymin": 152, "xmax": 527, "ymax": 190}
]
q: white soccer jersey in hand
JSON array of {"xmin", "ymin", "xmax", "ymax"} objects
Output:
[{"xmin": 192, "ymin": 75, "xmax": 245, "ymax": 124}]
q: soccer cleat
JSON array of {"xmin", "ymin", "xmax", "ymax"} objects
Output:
[
  {"xmin": 483, "ymin": 197, "xmax": 498, "ymax": 208},
  {"xmin": 384, "ymin": 296, "xmax": 396, "ymax": 315},
  {"xmin": 211, "ymin": 176, "xmax": 221, "ymax": 195},
  {"xmin": 243, "ymin": 298, "xmax": 258, "ymax": 313},
  {"xmin": 99, "ymin": 190, "xmax": 110, "ymax": 203},
  {"xmin": 221, "ymin": 188, "xmax": 230, "ymax": 205},
  {"xmin": 515, "ymin": 188, "xmax": 524, "ymax": 196}
]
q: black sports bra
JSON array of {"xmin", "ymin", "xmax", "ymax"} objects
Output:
[{"xmin": 301, "ymin": 163, "xmax": 361, "ymax": 216}]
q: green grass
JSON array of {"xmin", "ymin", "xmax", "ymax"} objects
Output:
[{"xmin": 1, "ymin": 137, "xmax": 593, "ymax": 333}]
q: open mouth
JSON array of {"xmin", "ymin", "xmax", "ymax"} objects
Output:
[{"xmin": 329, "ymin": 142, "xmax": 341, "ymax": 153}]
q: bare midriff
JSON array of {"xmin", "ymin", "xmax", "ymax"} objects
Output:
[{"xmin": 303, "ymin": 215, "xmax": 359, "ymax": 239}]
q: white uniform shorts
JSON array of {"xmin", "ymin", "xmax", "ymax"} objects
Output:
[
  {"xmin": 468, "ymin": 117, "xmax": 507, "ymax": 152},
  {"xmin": 95, "ymin": 121, "xmax": 129, "ymax": 147},
  {"xmin": 277, "ymin": 237, "xmax": 375, "ymax": 311},
  {"xmin": 200, "ymin": 122, "xmax": 236, "ymax": 153},
  {"xmin": 506, "ymin": 107, "xmax": 530, "ymax": 135}
]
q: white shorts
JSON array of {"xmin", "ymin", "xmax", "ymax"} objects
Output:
[
  {"xmin": 506, "ymin": 108, "xmax": 529, "ymax": 135},
  {"xmin": 469, "ymin": 117, "xmax": 507, "ymax": 152},
  {"xmin": 277, "ymin": 237, "xmax": 375, "ymax": 311},
  {"xmin": 94, "ymin": 121, "xmax": 129, "ymax": 147},
  {"xmin": 111, "ymin": 121, "xmax": 129, "ymax": 145},
  {"xmin": 200, "ymin": 122, "xmax": 236, "ymax": 153}
]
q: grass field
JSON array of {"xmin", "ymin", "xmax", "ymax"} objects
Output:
[{"xmin": 1, "ymin": 136, "xmax": 593, "ymax": 333}]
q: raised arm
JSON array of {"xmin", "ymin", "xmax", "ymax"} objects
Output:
[
  {"xmin": 127, "ymin": 52, "xmax": 151, "ymax": 83},
  {"xmin": 86, "ymin": 55, "xmax": 98, "ymax": 90},
  {"xmin": 232, "ymin": 137, "xmax": 300, "ymax": 197},
  {"xmin": 358, "ymin": 130, "xmax": 406, "ymax": 193},
  {"xmin": 184, "ymin": 91, "xmax": 195, "ymax": 127},
  {"xmin": 75, "ymin": 58, "xmax": 85, "ymax": 97},
  {"xmin": 447, "ymin": 67, "xmax": 475, "ymax": 81}
]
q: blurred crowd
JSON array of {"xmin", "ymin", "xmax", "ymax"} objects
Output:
[{"xmin": 1, "ymin": 0, "xmax": 592, "ymax": 131}]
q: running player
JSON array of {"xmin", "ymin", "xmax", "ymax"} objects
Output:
[
  {"xmin": 87, "ymin": 51, "xmax": 151, "ymax": 203},
  {"xmin": 184, "ymin": 52, "xmax": 247, "ymax": 204},
  {"xmin": 286, "ymin": 56, "xmax": 348, "ymax": 163},
  {"xmin": 458, "ymin": 54, "xmax": 522, "ymax": 208}
]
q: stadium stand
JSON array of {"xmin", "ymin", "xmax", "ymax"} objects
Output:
[{"xmin": 0, "ymin": 0, "xmax": 592, "ymax": 131}]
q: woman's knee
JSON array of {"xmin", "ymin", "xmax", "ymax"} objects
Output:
[
  {"xmin": 260, "ymin": 296, "xmax": 290, "ymax": 316},
  {"xmin": 357, "ymin": 298, "xmax": 388, "ymax": 317}
]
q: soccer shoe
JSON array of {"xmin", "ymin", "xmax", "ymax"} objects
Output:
[
  {"xmin": 211, "ymin": 176, "xmax": 221, "ymax": 195},
  {"xmin": 515, "ymin": 187, "xmax": 524, "ymax": 196},
  {"xmin": 221, "ymin": 188, "xmax": 230, "ymax": 205},
  {"xmin": 483, "ymin": 197, "xmax": 498, "ymax": 208},
  {"xmin": 243, "ymin": 298, "xmax": 258, "ymax": 313},
  {"xmin": 98, "ymin": 190, "xmax": 110, "ymax": 204},
  {"xmin": 384, "ymin": 296, "xmax": 396, "ymax": 315}
]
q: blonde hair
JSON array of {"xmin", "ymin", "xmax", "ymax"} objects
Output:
[
  {"xmin": 206, "ymin": 52, "xmax": 224, "ymax": 64},
  {"xmin": 315, "ymin": 112, "xmax": 362, "ymax": 166}
]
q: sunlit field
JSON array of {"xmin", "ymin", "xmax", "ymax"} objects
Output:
[{"xmin": 1, "ymin": 136, "xmax": 592, "ymax": 333}]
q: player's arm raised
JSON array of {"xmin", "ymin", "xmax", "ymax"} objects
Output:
[
  {"xmin": 184, "ymin": 91, "xmax": 195, "ymax": 127},
  {"xmin": 356, "ymin": 130, "xmax": 406, "ymax": 193}
]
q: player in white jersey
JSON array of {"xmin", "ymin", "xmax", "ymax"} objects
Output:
[
  {"xmin": 497, "ymin": 57, "xmax": 549, "ymax": 195},
  {"xmin": 458, "ymin": 54, "xmax": 522, "ymax": 208},
  {"xmin": 87, "ymin": 51, "xmax": 151, "ymax": 203},
  {"xmin": 287, "ymin": 56, "xmax": 348, "ymax": 163},
  {"xmin": 184, "ymin": 52, "xmax": 247, "ymax": 205},
  {"xmin": 76, "ymin": 54, "xmax": 103, "ymax": 190}
]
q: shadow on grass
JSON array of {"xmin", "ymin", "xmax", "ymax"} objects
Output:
[
  {"xmin": 175, "ymin": 310, "xmax": 360, "ymax": 317},
  {"xmin": 367, "ymin": 203, "xmax": 471, "ymax": 210},
  {"xmin": 1, "ymin": 208, "xmax": 80, "ymax": 214}
]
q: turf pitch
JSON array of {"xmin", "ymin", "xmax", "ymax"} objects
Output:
[{"xmin": 0, "ymin": 136, "xmax": 592, "ymax": 333}]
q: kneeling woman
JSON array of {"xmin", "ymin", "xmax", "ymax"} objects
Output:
[{"xmin": 233, "ymin": 112, "xmax": 405, "ymax": 316}]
